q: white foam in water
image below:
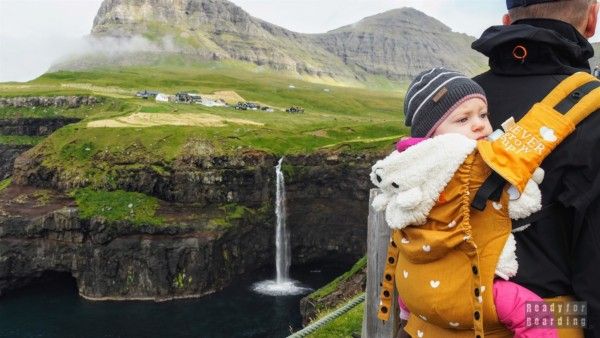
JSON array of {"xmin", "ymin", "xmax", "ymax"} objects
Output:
[{"xmin": 252, "ymin": 280, "xmax": 312, "ymax": 296}]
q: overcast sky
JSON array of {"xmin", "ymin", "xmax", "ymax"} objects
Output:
[{"xmin": 0, "ymin": 0, "xmax": 595, "ymax": 82}]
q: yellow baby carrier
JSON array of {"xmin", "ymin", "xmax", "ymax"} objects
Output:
[{"xmin": 374, "ymin": 72, "xmax": 600, "ymax": 337}]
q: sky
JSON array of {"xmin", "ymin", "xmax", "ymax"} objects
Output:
[{"xmin": 0, "ymin": 0, "xmax": 594, "ymax": 82}]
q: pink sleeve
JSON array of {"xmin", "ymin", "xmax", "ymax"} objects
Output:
[
  {"xmin": 397, "ymin": 296, "xmax": 410, "ymax": 321},
  {"xmin": 396, "ymin": 137, "xmax": 427, "ymax": 152},
  {"xmin": 493, "ymin": 280, "xmax": 558, "ymax": 338}
]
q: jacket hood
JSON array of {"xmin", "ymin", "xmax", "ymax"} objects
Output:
[{"xmin": 472, "ymin": 19, "xmax": 594, "ymax": 75}]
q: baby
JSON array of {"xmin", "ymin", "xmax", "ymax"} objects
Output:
[{"xmin": 374, "ymin": 67, "xmax": 556, "ymax": 337}]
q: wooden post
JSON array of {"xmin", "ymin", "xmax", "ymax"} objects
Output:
[{"xmin": 363, "ymin": 188, "xmax": 397, "ymax": 338}]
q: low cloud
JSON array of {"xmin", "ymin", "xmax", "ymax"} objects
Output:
[{"xmin": 0, "ymin": 34, "xmax": 176, "ymax": 82}]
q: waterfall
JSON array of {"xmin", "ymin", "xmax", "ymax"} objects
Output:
[
  {"xmin": 275, "ymin": 157, "xmax": 291, "ymax": 282},
  {"xmin": 252, "ymin": 157, "xmax": 311, "ymax": 296}
]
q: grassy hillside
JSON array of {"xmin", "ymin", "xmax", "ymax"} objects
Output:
[{"xmin": 1, "ymin": 61, "xmax": 407, "ymax": 181}]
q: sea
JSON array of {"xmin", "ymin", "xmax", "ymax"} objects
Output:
[{"xmin": 0, "ymin": 263, "xmax": 350, "ymax": 338}]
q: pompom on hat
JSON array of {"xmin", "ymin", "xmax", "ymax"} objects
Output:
[{"xmin": 403, "ymin": 67, "xmax": 487, "ymax": 138}]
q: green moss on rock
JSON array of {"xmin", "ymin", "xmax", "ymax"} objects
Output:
[
  {"xmin": 0, "ymin": 178, "xmax": 12, "ymax": 192},
  {"xmin": 72, "ymin": 188, "xmax": 164, "ymax": 226}
]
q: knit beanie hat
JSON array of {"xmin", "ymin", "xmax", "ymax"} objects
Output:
[{"xmin": 404, "ymin": 67, "xmax": 487, "ymax": 137}]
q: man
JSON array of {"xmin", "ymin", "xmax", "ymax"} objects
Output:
[{"xmin": 472, "ymin": 0, "xmax": 600, "ymax": 337}]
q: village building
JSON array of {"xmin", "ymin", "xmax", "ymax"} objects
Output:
[
  {"xmin": 200, "ymin": 98, "xmax": 227, "ymax": 107},
  {"xmin": 155, "ymin": 93, "xmax": 172, "ymax": 102},
  {"xmin": 175, "ymin": 92, "xmax": 202, "ymax": 104},
  {"xmin": 136, "ymin": 90, "xmax": 159, "ymax": 99}
]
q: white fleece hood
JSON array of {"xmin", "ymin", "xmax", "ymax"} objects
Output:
[
  {"xmin": 370, "ymin": 133, "xmax": 543, "ymax": 230},
  {"xmin": 370, "ymin": 133, "xmax": 477, "ymax": 229}
]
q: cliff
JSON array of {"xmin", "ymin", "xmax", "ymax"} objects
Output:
[
  {"xmin": 0, "ymin": 96, "xmax": 99, "ymax": 109},
  {"xmin": 0, "ymin": 118, "xmax": 81, "ymax": 137},
  {"xmin": 0, "ymin": 184, "xmax": 272, "ymax": 300},
  {"xmin": 1, "ymin": 151, "xmax": 377, "ymax": 299},
  {"xmin": 0, "ymin": 145, "xmax": 32, "ymax": 180},
  {"xmin": 0, "ymin": 96, "xmax": 94, "ymax": 180},
  {"xmin": 0, "ymin": 116, "xmax": 81, "ymax": 180}
]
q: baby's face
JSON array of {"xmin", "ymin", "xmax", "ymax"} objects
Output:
[{"xmin": 432, "ymin": 98, "xmax": 492, "ymax": 140}]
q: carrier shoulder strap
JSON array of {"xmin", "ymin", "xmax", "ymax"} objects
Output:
[{"xmin": 472, "ymin": 72, "xmax": 600, "ymax": 211}]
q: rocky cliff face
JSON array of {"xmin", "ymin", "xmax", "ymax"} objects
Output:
[
  {"xmin": 0, "ymin": 118, "xmax": 81, "ymax": 137},
  {"xmin": 0, "ymin": 96, "xmax": 92, "ymax": 179},
  {"xmin": 0, "ymin": 145, "xmax": 32, "ymax": 180},
  {"xmin": 0, "ymin": 185, "xmax": 273, "ymax": 300},
  {"xmin": 89, "ymin": 0, "xmax": 353, "ymax": 78},
  {"xmin": 1, "ymin": 150, "xmax": 377, "ymax": 299},
  {"xmin": 0, "ymin": 96, "xmax": 99, "ymax": 109},
  {"xmin": 76, "ymin": 0, "xmax": 486, "ymax": 80}
]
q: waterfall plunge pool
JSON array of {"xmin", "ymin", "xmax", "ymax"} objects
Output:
[{"xmin": 0, "ymin": 262, "xmax": 352, "ymax": 338}]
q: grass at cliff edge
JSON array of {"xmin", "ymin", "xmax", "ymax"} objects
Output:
[
  {"xmin": 308, "ymin": 256, "xmax": 367, "ymax": 304},
  {"xmin": 306, "ymin": 302, "xmax": 364, "ymax": 338}
]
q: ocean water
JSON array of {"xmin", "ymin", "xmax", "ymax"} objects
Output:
[{"xmin": 0, "ymin": 263, "xmax": 349, "ymax": 338}]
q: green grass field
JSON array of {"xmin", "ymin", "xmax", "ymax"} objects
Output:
[{"xmin": 1, "ymin": 61, "xmax": 408, "ymax": 187}]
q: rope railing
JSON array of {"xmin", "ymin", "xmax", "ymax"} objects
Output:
[{"xmin": 286, "ymin": 293, "xmax": 365, "ymax": 338}]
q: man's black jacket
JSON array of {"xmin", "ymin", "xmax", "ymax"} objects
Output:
[{"xmin": 472, "ymin": 19, "xmax": 600, "ymax": 337}]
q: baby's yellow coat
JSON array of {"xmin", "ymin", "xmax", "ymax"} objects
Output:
[{"xmin": 382, "ymin": 153, "xmax": 513, "ymax": 337}]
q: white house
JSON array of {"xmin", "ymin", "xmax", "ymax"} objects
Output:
[{"xmin": 155, "ymin": 93, "xmax": 171, "ymax": 102}]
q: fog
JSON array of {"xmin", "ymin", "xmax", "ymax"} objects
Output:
[{"xmin": 5, "ymin": 35, "xmax": 178, "ymax": 81}]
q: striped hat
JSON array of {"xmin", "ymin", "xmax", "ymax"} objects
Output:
[{"xmin": 404, "ymin": 67, "xmax": 487, "ymax": 137}]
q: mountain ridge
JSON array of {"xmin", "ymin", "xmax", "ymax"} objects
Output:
[
  {"xmin": 312, "ymin": 7, "xmax": 486, "ymax": 80},
  {"xmin": 57, "ymin": 0, "xmax": 489, "ymax": 82}
]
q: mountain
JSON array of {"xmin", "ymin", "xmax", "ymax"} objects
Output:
[
  {"xmin": 89, "ymin": 0, "xmax": 355, "ymax": 79},
  {"xmin": 59, "ymin": 0, "xmax": 488, "ymax": 82},
  {"xmin": 312, "ymin": 8, "xmax": 487, "ymax": 79}
]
